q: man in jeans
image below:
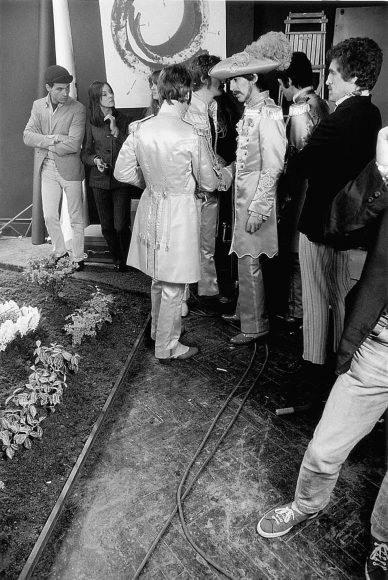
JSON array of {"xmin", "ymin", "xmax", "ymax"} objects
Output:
[
  {"xmin": 257, "ymin": 126, "xmax": 388, "ymax": 580},
  {"xmin": 23, "ymin": 65, "xmax": 86, "ymax": 269}
]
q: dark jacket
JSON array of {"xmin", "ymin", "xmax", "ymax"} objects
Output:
[
  {"xmin": 335, "ymin": 162, "xmax": 388, "ymax": 374},
  {"xmin": 81, "ymin": 111, "xmax": 129, "ymax": 190},
  {"xmin": 288, "ymin": 95, "xmax": 381, "ymax": 242}
]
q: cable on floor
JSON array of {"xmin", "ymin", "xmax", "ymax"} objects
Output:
[{"xmin": 132, "ymin": 340, "xmax": 269, "ymax": 579}]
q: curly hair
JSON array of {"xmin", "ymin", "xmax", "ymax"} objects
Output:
[
  {"xmin": 158, "ymin": 64, "xmax": 192, "ymax": 105},
  {"xmin": 188, "ymin": 54, "xmax": 221, "ymax": 91},
  {"xmin": 326, "ymin": 37, "xmax": 382, "ymax": 90}
]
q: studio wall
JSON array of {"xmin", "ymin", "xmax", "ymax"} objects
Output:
[{"xmin": 1, "ymin": 0, "xmax": 387, "ymax": 223}]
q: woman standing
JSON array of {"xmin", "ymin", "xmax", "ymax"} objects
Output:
[
  {"xmin": 82, "ymin": 81, "xmax": 132, "ymax": 272},
  {"xmin": 114, "ymin": 65, "xmax": 224, "ymax": 362}
]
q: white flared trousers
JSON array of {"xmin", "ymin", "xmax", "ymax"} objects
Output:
[
  {"xmin": 151, "ymin": 280, "xmax": 188, "ymax": 359},
  {"xmin": 41, "ymin": 159, "xmax": 84, "ymax": 262}
]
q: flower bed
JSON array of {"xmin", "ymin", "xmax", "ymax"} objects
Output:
[{"xmin": 0, "ymin": 266, "xmax": 150, "ymax": 579}]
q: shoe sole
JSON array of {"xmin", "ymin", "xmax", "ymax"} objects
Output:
[
  {"xmin": 256, "ymin": 511, "xmax": 319, "ymax": 538},
  {"xmin": 158, "ymin": 348, "xmax": 198, "ymax": 364}
]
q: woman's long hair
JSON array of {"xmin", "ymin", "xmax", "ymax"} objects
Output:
[
  {"xmin": 88, "ymin": 80, "xmax": 117, "ymax": 126},
  {"xmin": 146, "ymin": 70, "xmax": 162, "ymax": 117}
]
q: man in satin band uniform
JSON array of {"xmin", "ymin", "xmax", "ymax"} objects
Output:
[
  {"xmin": 210, "ymin": 32, "xmax": 291, "ymax": 345},
  {"xmin": 114, "ymin": 65, "xmax": 232, "ymax": 363},
  {"xmin": 184, "ymin": 54, "xmax": 231, "ymax": 309}
]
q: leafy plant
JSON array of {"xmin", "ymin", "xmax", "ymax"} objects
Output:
[
  {"xmin": 0, "ymin": 340, "xmax": 80, "ymax": 459},
  {"xmin": 24, "ymin": 255, "xmax": 76, "ymax": 299},
  {"xmin": 64, "ymin": 288, "xmax": 115, "ymax": 346}
]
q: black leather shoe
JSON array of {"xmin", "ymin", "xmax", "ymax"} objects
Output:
[
  {"xmin": 54, "ymin": 252, "xmax": 69, "ymax": 265},
  {"xmin": 75, "ymin": 260, "xmax": 85, "ymax": 271},
  {"xmin": 158, "ymin": 346, "xmax": 198, "ymax": 364},
  {"xmin": 221, "ymin": 313, "xmax": 240, "ymax": 323},
  {"xmin": 230, "ymin": 331, "xmax": 268, "ymax": 345},
  {"xmin": 115, "ymin": 264, "xmax": 129, "ymax": 272}
]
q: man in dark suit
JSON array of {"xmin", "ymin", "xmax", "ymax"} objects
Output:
[
  {"xmin": 23, "ymin": 65, "xmax": 86, "ymax": 269},
  {"xmin": 257, "ymin": 125, "xmax": 388, "ymax": 580},
  {"xmin": 286, "ymin": 38, "xmax": 382, "ymax": 384}
]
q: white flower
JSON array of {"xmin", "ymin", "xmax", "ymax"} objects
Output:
[
  {"xmin": 0, "ymin": 300, "xmax": 20, "ymax": 322},
  {"xmin": 0, "ymin": 319, "xmax": 17, "ymax": 351},
  {"xmin": 0, "ymin": 303, "xmax": 40, "ymax": 349},
  {"xmin": 16, "ymin": 316, "xmax": 29, "ymax": 337}
]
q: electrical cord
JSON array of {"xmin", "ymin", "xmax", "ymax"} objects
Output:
[{"xmin": 132, "ymin": 340, "xmax": 269, "ymax": 579}]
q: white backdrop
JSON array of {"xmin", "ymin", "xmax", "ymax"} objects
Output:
[{"xmin": 99, "ymin": 0, "xmax": 226, "ymax": 108}]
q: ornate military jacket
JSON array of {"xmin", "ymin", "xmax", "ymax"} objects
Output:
[
  {"xmin": 231, "ymin": 91, "xmax": 286, "ymax": 258},
  {"xmin": 114, "ymin": 101, "xmax": 220, "ymax": 283}
]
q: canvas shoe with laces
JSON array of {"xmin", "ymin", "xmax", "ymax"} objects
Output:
[
  {"xmin": 257, "ymin": 502, "xmax": 319, "ymax": 538},
  {"xmin": 365, "ymin": 539, "xmax": 388, "ymax": 580}
]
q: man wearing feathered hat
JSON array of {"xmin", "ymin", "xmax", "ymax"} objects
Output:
[{"xmin": 211, "ymin": 32, "xmax": 291, "ymax": 345}]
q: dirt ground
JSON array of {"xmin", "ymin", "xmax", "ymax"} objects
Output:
[{"xmin": 0, "ymin": 268, "xmax": 150, "ymax": 579}]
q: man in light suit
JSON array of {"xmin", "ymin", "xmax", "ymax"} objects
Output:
[
  {"xmin": 23, "ymin": 65, "xmax": 86, "ymax": 269},
  {"xmin": 210, "ymin": 32, "xmax": 290, "ymax": 345},
  {"xmin": 185, "ymin": 54, "xmax": 229, "ymax": 307}
]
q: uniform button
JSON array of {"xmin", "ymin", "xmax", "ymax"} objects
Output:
[
  {"xmin": 373, "ymin": 191, "xmax": 381, "ymax": 198},
  {"xmin": 367, "ymin": 197, "xmax": 373, "ymax": 202}
]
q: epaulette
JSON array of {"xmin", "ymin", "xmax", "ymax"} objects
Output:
[
  {"xmin": 289, "ymin": 102, "xmax": 310, "ymax": 117},
  {"xmin": 191, "ymin": 124, "xmax": 208, "ymax": 138},
  {"xmin": 260, "ymin": 104, "xmax": 283, "ymax": 120},
  {"xmin": 128, "ymin": 115, "xmax": 153, "ymax": 134},
  {"xmin": 182, "ymin": 117, "xmax": 209, "ymax": 135}
]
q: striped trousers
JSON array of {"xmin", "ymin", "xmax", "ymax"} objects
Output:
[{"xmin": 299, "ymin": 234, "xmax": 351, "ymax": 364}]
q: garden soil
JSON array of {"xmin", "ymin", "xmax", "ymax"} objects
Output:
[{"xmin": 0, "ymin": 267, "xmax": 150, "ymax": 579}]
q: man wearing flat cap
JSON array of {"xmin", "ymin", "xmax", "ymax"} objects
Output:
[
  {"xmin": 211, "ymin": 32, "xmax": 291, "ymax": 345},
  {"xmin": 24, "ymin": 65, "xmax": 86, "ymax": 269}
]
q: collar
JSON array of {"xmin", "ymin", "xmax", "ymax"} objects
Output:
[
  {"xmin": 45, "ymin": 94, "xmax": 65, "ymax": 110},
  {"xmin": 293, "ymin": 86, "xmax": 314, "ymax": 103},
  {"xmin": 190, "ymin": 92, "xmax": 211, "ymax": 115},
  {"xmin": 159, "ymin": 100, "xmax": 187, "ymax": 117},
  {"xmin": 245, "ymin": 90, "xmax": 269, "ymax": 109},
  {"xmin": 335, "ymin": 90, "xmax": 370, "ymax": 109}
]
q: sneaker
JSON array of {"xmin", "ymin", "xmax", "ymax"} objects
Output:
[
  {"xmin": 365, "ymin": 539, "xmax": 388, "ymax": 580},
  {"xmin": 257, "ymin": 502, "xmax": 319, "ymax": 538}
]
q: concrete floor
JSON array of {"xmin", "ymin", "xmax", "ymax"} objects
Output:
[
  {"xmin": 37, "ymin": 311, "xmax": 384, "ymax": 580},
  {"xmin": 1, "ymin": 236, "xmax": 384, "ymax": 580}
]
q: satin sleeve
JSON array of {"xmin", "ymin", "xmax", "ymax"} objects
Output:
[
  {"xmin": 248, "ymin": 117, "xmax": 286, "ymax": 216},
  {"xmin": 113, "ymin": 127, "xmax": 145, "ymax": 189},
  {"xmin": 191, "ymin": 134, "xmax": 219, "ymax": 193}
]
